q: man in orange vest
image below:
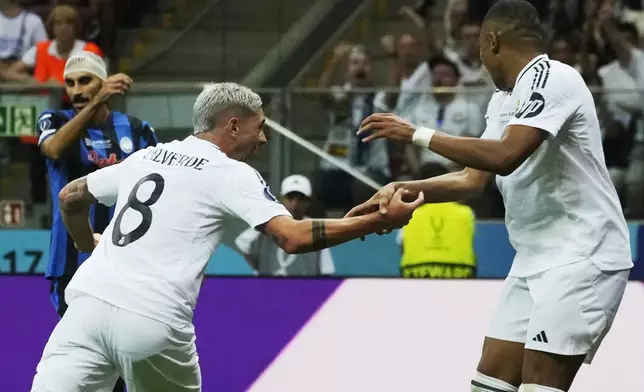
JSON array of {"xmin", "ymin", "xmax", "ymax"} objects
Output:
[{"xmin": 2, "ymin": 4, "xmax": 102, "ymax": 83}]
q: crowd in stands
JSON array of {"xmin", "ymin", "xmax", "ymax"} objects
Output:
[
  {"xmin": 315, "ymin": 0, "xmax": 644, "ymax": 219},
  {"xmin": 0, "ymin": 0, "xmax": 124, "ymax": 81}
]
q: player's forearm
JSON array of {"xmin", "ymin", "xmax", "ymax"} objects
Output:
[
  {"xmin": 426, "ymin": 132, "xmax": 516, "ymax": 175},
  {"xmin": 276, "ymin": 214, "xmax": 387, "ymax": 254},
  {"xmin": 60, "ymin": 205, "xmax": 95, "ymax": 252},
  {"xmin": 394, "ymin": 170, "xmax": 483, "ymax": 203},
  {"xmin": 41, "ymin": 102, "xmax": 102, "ymax": 160},
  {"xmin": 59, "ymin": 177, "xmax": 98, "ymax": 252}
]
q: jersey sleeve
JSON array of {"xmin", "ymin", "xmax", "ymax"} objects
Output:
[
  {"xmin": 234, "ymin": 228, "xmax": 261, "ymax": 256},
  {"xmin": 28, "ymin": 14, "xmax": 48, "ymax": 47},
  {"xmin": 138, "ymin": 121, "xmax": 158, "ymax": 148},
  {"xmin": 479, "ymin": 91, "xmax": 502, "ymax": 140},
  {"xmin": 466, "ymin": 102, "xmax": 485, "ymax": 138},
  {"xmin": 21, "ymin": 46, "xmax": 37, "ymax": 68},
  {"xmin": 129, "ymin": 116, "xmax": 158, "ymax": 149},
  {"xmin": 86, "ymin": 162, "xmax": 123, "ymax": 206},
  {"xmin": 507, "ymin": 63, "xmax": 578, "ymax": 137},
  {"xmin": 37, "ymin": 111, "xmax": 67, "ymax": 147},
  {"xmin": 219, "ymin": 164, "xmax": 291, "ymax": 229}
]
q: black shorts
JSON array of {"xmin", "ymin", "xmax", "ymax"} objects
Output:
[{"xmin": 50, "ymin": 275, "xmax": 73, "ymax": 317}]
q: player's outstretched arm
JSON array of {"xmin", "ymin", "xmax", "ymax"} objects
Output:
[
  {"xmin": 58, "ymin": 177, "xmax": 99, "ymax": 252},
  {"xmin": 259, "ymin": 189, "xmax": 424, "ymax": 254},
  {"xmin": 346, "ymin": 168, "xmax": 491, "ymax": 218},
  {"xmin": 356, "ymin": 113, "xmax": 547, "ymax": 176}
]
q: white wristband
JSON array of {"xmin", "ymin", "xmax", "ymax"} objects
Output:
[{"xmin": 412, "ymin": 127, "xmax": 436, "ymax": 148}]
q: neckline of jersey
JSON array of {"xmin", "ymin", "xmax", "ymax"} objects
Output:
[{"xmin": 188, "ymin": 135, "xmax": 222, "ymax": 151}]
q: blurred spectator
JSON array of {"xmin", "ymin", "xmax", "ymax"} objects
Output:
[
  {"xmin": 446, "ymin": 20, "xmax": 494, "ymax": 107},
  {"xmin": 3, "ymin": 5, "xmax": 102, "ymax": 84},
  {"xmin": 0, "ymin": 0, "xmax": 47, "ymax": 72},
  {"xmin": 399, "ymin": 5, "xmax": 494, "ymax": 109},
  {"xmin": 235, "ymin": 175, "xmax": 336, "ymax": 276},
  {"xmin": 376, "ymin": 32, "xmax": 428, "ymax": 121},
  {"xmin": 315, "ymin": 44, "xmax": 391, "ymax": 210},
  {"xmin": 406, "ymin": 56, "xmax": 484, "ymax": 176},
  {"xmin": 598, "ymin": 17, "xmax": 644, "ymax": 217},
  {"xmin": 549, "ymin": 34, "xmax": 579, "ymax": 68},
  {"xmin": 53, "ymin": 0, "xmax": 116, "ymax": 60},
  {"xmin": 443, "ymin": 0, "xmax": 469, "ymax": 55},
  {"xmin": 396, "ymin": 163, "xmax": 476, "ymax": 279}
]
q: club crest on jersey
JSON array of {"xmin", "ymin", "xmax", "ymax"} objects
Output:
[
  {"xmin": 120, "ymin": 137, "xmax": 133, "ymax": 153},
  {"xmin": 515, "ymin": 92, "xmax": 545, "ymax": 119}
]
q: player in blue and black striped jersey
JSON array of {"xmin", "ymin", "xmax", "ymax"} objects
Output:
[{"xmin": 37, "ymin": 51, "xmax": 158, "ymax": 320}]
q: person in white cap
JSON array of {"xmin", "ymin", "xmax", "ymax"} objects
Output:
[{"xmin": 235, "ymin": 174, "xmax": 336, "ymax": 276}]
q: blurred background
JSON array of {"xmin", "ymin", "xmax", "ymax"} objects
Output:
[{"xmin": 1, "ymin": 0, "xmax": 644, "ymax": 391}]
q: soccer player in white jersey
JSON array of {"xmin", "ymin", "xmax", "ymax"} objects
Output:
[
  {"xmin": 347, "ymin": 1, "xmax": 633, "ymax": 391},
  {"xmin": 30, "ymin": 82, "xmax": 424, "ymax": 392}
]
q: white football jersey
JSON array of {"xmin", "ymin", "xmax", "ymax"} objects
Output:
[
  {"xmin": 65, "ymin": 136, "xmax": 291, "ymax": 328},
  {"xmin": 481, "ymin": 54, "xmax": 633, "ymax": 277}
]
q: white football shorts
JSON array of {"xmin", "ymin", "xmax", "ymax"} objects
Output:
[
  {"xmin": 31, "ymin": 294, "xmax": 201, "ymax": 392},
  {"xmin": 487, "ymin": 258, "xmax": 630, "ymax": 363}
]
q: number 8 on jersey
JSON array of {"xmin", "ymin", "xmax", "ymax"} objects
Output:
[{"xmin": 112, "ymin": 173, "xmax": 165, "ymax": 247}]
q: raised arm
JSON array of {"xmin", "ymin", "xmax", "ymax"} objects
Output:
[
  {"xmin": 346, "ymin": 168, "xmax": 491, "ymax": 218},
  {"xmin": 39, "ymin": 74, "xmax": 131, "ymax": 160},
  {"xmin": 357, "ymin": 65, "xmax": 577, "ymax": 176}
]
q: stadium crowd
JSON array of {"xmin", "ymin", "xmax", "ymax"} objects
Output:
[
  {"xmin": 2, "ymin": 0, "xmax": 644, "ymax": 224},
  {"xmin": 315, "ymin": 0, "xmax": 644, "ymax": 219}
]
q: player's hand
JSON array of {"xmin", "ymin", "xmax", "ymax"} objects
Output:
[
  {"xmin": 346, "ymin": 182, "xmax": 400, "ymax": 218},
  {"xmin": 357, "ymin": 113, "xmax": 417, "ymax": 144},
  {"xmin": 380, "ymin": 188, "xmax": 425, "ymax": 229},
  {"xmin": 93, "ymin": 73, "xmax": 133, "ymax": 104}
]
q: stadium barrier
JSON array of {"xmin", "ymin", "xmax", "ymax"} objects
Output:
[
  {"xmin": 2, "ymin": 277, "xmax": 643, "ymax": 391},
  {"xmin": 1, "ymin": 225, "xmax": 642, "ymax": 278}
]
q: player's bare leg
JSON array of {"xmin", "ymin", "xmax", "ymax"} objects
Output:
[
  {"xmin": 520, "ymin": 350, "xmax": 585, "ymax": 391},
  {"xmin": 472, "ymin": 337, "xmax": 524, "ymax": 391}
]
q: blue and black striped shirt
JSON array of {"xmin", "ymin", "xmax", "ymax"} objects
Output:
[{"xmin": 37, "ymin": 109, "xmax": 158, "ymax": 278}]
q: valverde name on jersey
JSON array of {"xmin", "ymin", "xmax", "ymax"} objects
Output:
[{"xmin": 142, "ymin": 147, "xmax": 210, "ymax": 170}]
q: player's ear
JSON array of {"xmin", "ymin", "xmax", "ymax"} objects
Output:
[
  {"xmin": 227, "ymin": 117, "xmax": 240, "ymax": 136},
  {"xmin": 489, "ymin": 31, "xmax": 500, "ymax": 55}
]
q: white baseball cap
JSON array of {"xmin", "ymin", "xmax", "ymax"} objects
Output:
[
  {"xmin": 280, "ymin": 175, "xmax": 312, "ymax": 197},
  {"xmin": 63, "ymin": 51, "xmax": 107, "ymax": 81}
]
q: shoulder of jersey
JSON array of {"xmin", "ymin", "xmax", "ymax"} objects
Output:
[
  {"xmin": 519, "ymin": 58, "xmax": 581, "ymax": 92},
  {"xmin": 37, "ymin": 109, "xmax": 73, "ymax": 123}
]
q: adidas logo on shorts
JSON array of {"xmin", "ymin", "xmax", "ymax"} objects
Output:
[{"xmin": 532, "ymin": 331, "xmax": 548, "ymax": 343}]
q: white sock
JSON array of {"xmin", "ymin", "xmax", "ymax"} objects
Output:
[
  {"xmin": 472, "ymin": 371, "xmax": 518, "ymax": 391},
  {"xmin": 519, "ymin": 384, "xmax": 565, "ymax": 392}
]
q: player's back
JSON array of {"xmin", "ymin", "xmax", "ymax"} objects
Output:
[
  {"xmin": 66, "ymin": 136, "xmax": 252, "ymax": 328},
  {"xmin": 482, "ymin": 55, "xmax": 633, "ymax": 277}
]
